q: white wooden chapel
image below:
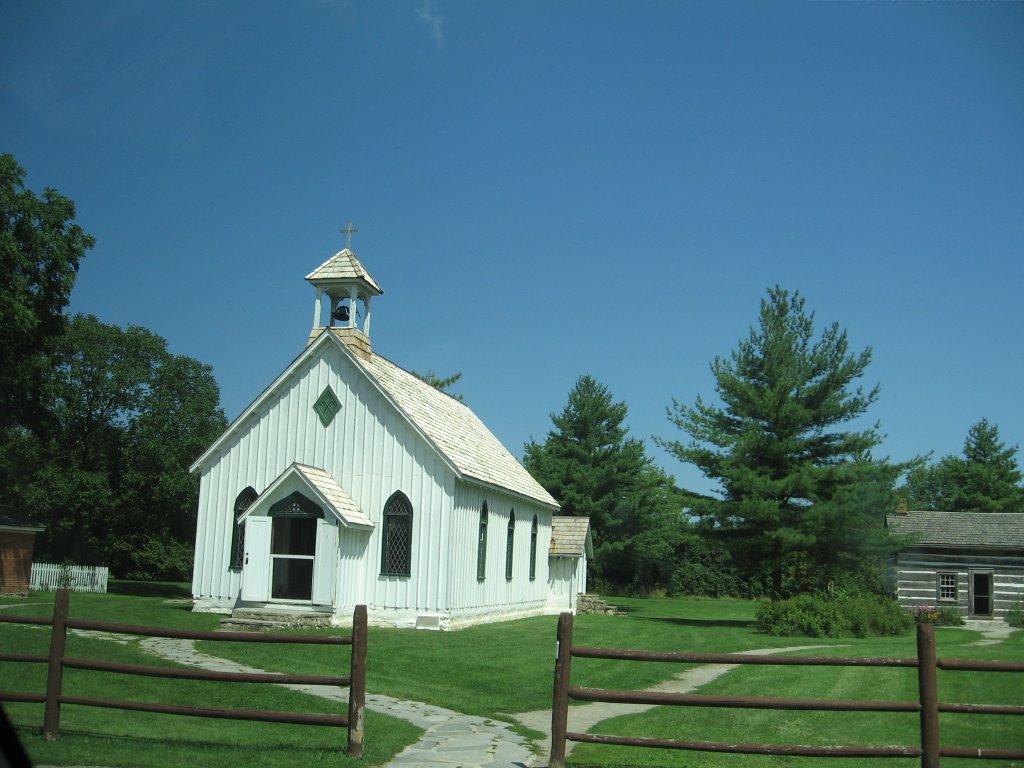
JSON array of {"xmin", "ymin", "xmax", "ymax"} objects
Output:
[{"xmin": 189, "ymin": 234, "xmax": 590, "ymax": 628}]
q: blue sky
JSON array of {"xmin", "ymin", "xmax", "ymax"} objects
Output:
[{"xmin": 3, "ymin": 1, "xmax": 1022, "ymax": 497}]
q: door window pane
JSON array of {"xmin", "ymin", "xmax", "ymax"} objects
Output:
[{"xmin": 272, "ymin": 517, "xmax": 317, "ymax": 556}]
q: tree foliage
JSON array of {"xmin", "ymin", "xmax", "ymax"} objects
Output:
[
  {"xmin": 0, "ymin": 153, "xmax": 95, "ymax": 430},
  {"xmin": 659, "ymin": 287, "xmax": 900, "ymax": 597},
  {"xmin": 8, "ymin": 315, "xmax": 227, "ymax": 578},
  {"xmin": 902, "ymin": 418, "xmax": 1023, "ymax": 513},
  {"xmin": 411, "ymin": 369, "xmax": 464, "ymax": 401},
  {"xmin": 524, "ymin": 375, "xmax": 685, "ymax": 593}
]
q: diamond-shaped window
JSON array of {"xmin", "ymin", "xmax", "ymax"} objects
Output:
[{"xmin": 313, "ymin": 386, "xmax": 341, "ymax": 427}]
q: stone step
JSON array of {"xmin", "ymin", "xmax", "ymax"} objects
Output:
[
  {"xmin": 218, "ymin": 617, "xmax": 295, "ymax": 632},
  {"xmin": 576, "ymin": 594, "xmax": 623, "ymax": 615},
  {"xmin": 219, "ymin": 608, "xmax": 334, "ymax": 632}
]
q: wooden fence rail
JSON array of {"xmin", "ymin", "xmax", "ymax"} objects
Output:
[
  {"xmin": 550, "ymin": 611, "xmax": 1024, "ymax": 768},
  {"xmin": 0, "ymin": 589, "xmax": 367, "ymax": 758}
]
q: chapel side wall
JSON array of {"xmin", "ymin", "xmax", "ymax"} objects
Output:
[{"xmin": 445, "ymin": 483, "xmax": 554, "ymax": 620}]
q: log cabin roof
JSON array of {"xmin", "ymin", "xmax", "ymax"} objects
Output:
[{"xmin": 886, "ymin": 510, "xmax": 1024, "ymax": 549}]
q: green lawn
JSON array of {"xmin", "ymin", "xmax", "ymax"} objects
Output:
[
  {"xmin": 204, "ymin": 594, "xmax": 1024, "ymax": 768},
  {"xmin": 566, "ymin": 601, "xmax": 1024, "ymax": 768},
  {"xmin": 0, "ymin": 583, "xmax": 420, "ymax": 768},
  {"xmin": 3, "ymin": 587, "xmax": 1022, "ymax": 768}
]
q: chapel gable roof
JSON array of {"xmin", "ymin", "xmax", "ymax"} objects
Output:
[
  {"xmin": 549, "ymin": 516, "xmax": 591, "ymax": 557},
  {"xmin": 237, "ymin": 462, "xmax": 374, "ymax": 530},
  {"xmin": 305, "ymin": 249, "xmax": 383, "ymax": 294},
  {"xmin": 293, "ymin": 464, "xmax": 375, "ymax": 528},
  {"xmin": 349, "ymin": 333, "xmax": 558, "ymax": 510},
  {"xmin": 192, "ymin": 330, "xmax": 559, "ymax": 511},
  {"xmin": 886, "ymin": 510, "xmax": 1024, "ymax": 549}
]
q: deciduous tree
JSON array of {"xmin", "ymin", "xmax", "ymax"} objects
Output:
[
  {"xmin": 17, "ymin": 315, "xmax": 226, "ymax": 577},
  {"xmin": 0, "ymin": 154, "xmax": 94, "ymax": 432}
]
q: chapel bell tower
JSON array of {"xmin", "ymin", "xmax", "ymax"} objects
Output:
[{"xmin": 305, "ymin": 225, "xmax": 384, "ymax": 360}]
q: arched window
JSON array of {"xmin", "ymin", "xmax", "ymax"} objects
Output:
[
  {"xmin": 529, "ymin": 515, "xmax": 538, "ymax": 581},
  {"xmin": 476, "ymin": 502, "xmax": 488, "ymax": 581},
  {"xmin": 380, "ymin": 492, "xmax": 413, "ymax": 577},
  {"xmin": 505, "ymin": 510, "xmax": 516, "ymax": 581},
  {"xmin": 230, "ymin": 487, "xmax": 258, "ymax": 570}
]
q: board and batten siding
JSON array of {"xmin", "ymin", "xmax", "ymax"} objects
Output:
[
  {"xmin": 438, "ymin": 482, "xmax": 554, "ymax": 628},
  {"xmin": 192, "ymin": 341, "xmax": 457, "ymax": 617},
  {"xmin": 891, "ymin": 548, "xmax": 1024, "ymax": 620}
]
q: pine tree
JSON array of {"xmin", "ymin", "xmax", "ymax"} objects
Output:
[
  {"xmin": 524, "ymin": 375, "xmax": 683, "ymax": 593},
  {"xmin": 658, "ymin": 287, "xmax": 899, "ymax": 596},
  {"xmin": 903, "ymin": 419, "xmax": 1023, "ymax": 513}
]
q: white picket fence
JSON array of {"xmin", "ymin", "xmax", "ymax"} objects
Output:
[{"xmin": 30, "ymin": 563, "xmax": 109, "ymax": 593}]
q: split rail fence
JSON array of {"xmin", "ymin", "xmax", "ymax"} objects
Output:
[
  {"xmin": 550, "ymin": 611, "xmax": 1024, "ymax": 768},
  {"xmin": 0, "ymin": 589, "xmax": 367, "ymax": 757}
]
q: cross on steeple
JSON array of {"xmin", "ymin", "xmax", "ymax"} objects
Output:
[{"xmin": 340, "ymin": 222, "xmax": 359, "ymax": 249}]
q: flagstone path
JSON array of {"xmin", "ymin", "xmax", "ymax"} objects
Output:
[{"xmin": 139, "ymin": 635, "xmax": 830, "ymax": 767}]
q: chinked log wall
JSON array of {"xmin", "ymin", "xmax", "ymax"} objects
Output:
[
  {"xmin": 0, "ymin": 589, "xmax": 367, "ymax": 758},
  {"xmin": 549, "ymin": 611, "xmax": 1024, "ymax": 768}
]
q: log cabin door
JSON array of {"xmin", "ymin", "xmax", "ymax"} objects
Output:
[{"xmin": 970, "ymin": 571, "xmax": 993, "ymax": 617}]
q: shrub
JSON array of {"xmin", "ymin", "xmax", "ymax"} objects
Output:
[
  {"xmin": 756, "ymin": 593, "xmax": 912, "ymax": 638},
  {"xmin": 670, "ymin": 561, "xmax": 742, "ymax": 598},
  {"xmin": 1008, "ymin": 601, "xmax": 1024, "ymax": 628}
]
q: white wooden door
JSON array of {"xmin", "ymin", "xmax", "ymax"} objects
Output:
[
  {"xmin": 312, "ymin": 519, "xmax": 338, "ymax": 606},
  {"xmin": 240, "ymin": 517, "xmax": 271, "ymax": 602}
]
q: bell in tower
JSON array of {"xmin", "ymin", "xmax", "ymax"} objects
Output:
[{"xmin": 305, "ymin": 224, "xmax": 384, "ymax": 359}]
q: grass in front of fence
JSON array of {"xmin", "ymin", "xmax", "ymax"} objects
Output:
[
  {"xmin": 0, "ymin": 585, "xmax": 422, "ymax": 768},
  {"xmin": 201, "ymin": 596, "xmax": 774, "ymax": 722},
  {"xmin": 6, "ymin": 586, "xmax": 1022, "ymax": 767},
  {"xmin": 566, "ymin": 626, "xmax": 1024, "ymax": 768},
  {"xmin": 200, "ymin": 595, "xmax": 1024, "ymax": 767}
]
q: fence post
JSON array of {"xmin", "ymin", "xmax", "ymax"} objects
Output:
[
  {"xmin": 917, "ymin": 622, "xmax": 940, "ymax": 768},
  {"xmin": 549, "ymin": 611, "xmax": 574, "ymax": 768},
  {"xmin": 43, "ymin": 588, "xmax": 70, "ymax": 740},
  {"xmin": 347, "ymin": 604, "xmax": 367, "ymax": 758}
]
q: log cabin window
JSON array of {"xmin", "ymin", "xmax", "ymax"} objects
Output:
[
  {"xmin": 505, "ymin": 510, "xmax": 515, "ymax": 581},
  {"xmin": 230, "ymin": 487, "xmax": 258, "ymax": 570},
  {"xmin": 937, "ymin": 572, "xmax": 957, "ymax": 602},
  {"xmin": 529, "ymin": 515, "xmax": 538, "ymax": 581},
  {"xmin": 380, "ymin": 492, "xmax": 413, "ymax": 577},
  {"xmin": 477, "ymin": 502, "xmax": 488, "ymax": 581}
]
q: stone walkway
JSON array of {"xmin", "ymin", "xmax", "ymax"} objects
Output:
[
  {"xmin": 140, "ymin": 636, "xmax": 536, "ymax": 767},
  {"xmin": 962, "ymin": 618, "xmax": 1019, "ymax": 646},
  {"xmin": 510, "ymin": 644, "xmax": 829, "ymax": 762},
  {"xmin": 139, "ymin": 635, "xmax": 828, "ymax": 767}
]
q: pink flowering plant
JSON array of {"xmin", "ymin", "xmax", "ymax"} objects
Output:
[
  {"xmin": 912, "ymin": 603, "xmax": 963, "ymax": 626},
  {"xmin": 913, "ymin": 604, "xmax": 941, "ymax": 624}
]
